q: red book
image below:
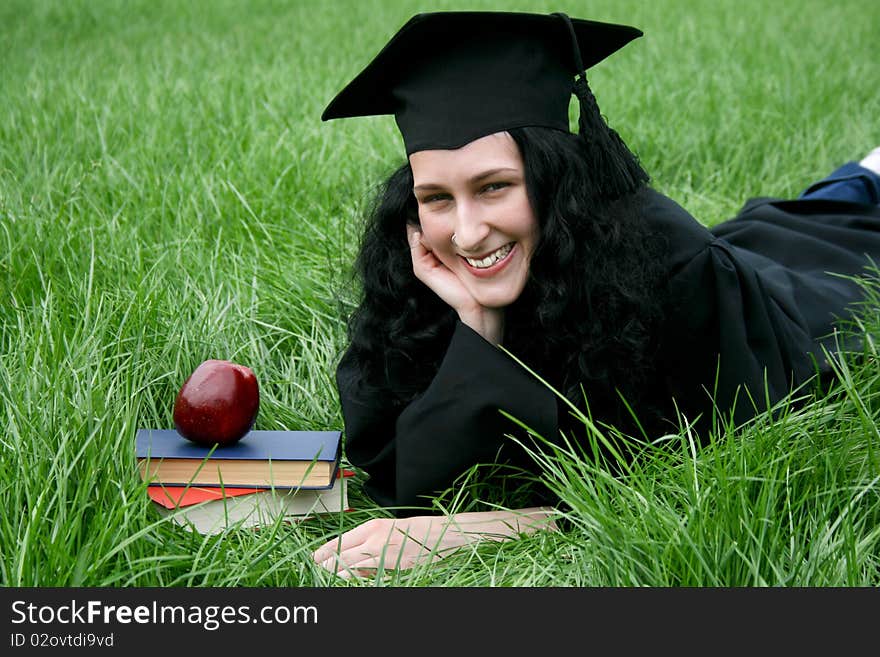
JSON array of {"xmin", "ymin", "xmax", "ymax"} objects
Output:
[
  {"xmin": 146, "ymin": 470, "xmax": 355, "ymax": 535},
  {"xmin": 148, "ymin": 470, "xmax": 356, "ymax": 509}
]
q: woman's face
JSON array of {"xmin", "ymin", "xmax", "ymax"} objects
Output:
[{"xmin": 409, "ymin": 131, "xmax": 538, "ymax": 309}]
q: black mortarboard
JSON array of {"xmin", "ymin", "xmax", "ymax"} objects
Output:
[{"xmin": 321, "ymin": 11, "xmax": 643, "ymax": 156}]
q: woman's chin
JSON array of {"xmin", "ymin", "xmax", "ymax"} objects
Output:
[{"xmin": 468, "ymin": 282, "xmax": 527, "ymax": 309}]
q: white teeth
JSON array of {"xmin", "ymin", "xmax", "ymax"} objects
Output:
[{"xmin": 466, "ymin": 243, "xmax": 513, "ymax": 269}]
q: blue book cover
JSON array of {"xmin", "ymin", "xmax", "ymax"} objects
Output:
[
  {"xmin": 135, "ymin": 429, "xmax": 342, "ymax": 489},
  {"xmin": 136, "ymin": 429, "xmax": 341, "ymax": 461}
]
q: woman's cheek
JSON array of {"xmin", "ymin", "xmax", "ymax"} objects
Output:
[{"xmin": 418, "ymin": 221, "xmax": 451, "ymax": 253}]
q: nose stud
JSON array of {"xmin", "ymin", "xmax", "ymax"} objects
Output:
[{"xmin": 451, "ymin": 233, "xmax": 458, "ymax": 245}]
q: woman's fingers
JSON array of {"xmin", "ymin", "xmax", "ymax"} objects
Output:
[
  {"xmin": 313, "ymin": 518, "xmax": 433, "ymax": 577},
  {"xmin": 335, "ymin": 558, "xmax": 384, "ymax": 580},
  {"xmin": 407, "ymin": 227, "xmax": 441, "ymax": 274},
  {"xmin": 316, "ymin": 542, "xmax": 377, "ymax": 578},
  {"xmin": 407, "ymin": 224, "xmax": 433, "ymax": 265},
  {"xmin": 325, "ymin": 547, "xmax": 398, "ymax": 577},
  {"xmin": 406, "ymin": 223, "xmax": 421, "ymax": 249},
  {"xmin": 312, "ymin": 528, "xmax": 367, "ymax": 565},
  {"xmin": 405, "ymin": 225, "xmax": 475, "ymax": 312},
  {"xmin": 313, "ymin": 518, "xmax": 396, "ymax": 570}
]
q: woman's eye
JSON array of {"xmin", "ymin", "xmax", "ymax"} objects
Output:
[
  {"xmin": 482, "ymin": 182, "xmax": 509, "ymax": 193},
  {"xmin": 422, "ymin": 193, "xmax": 451, "ymax": 204}
]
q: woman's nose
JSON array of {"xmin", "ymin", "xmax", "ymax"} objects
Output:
[{"xmin": 453, "ymin": 200, "xmax": 490, "ymax": 251}]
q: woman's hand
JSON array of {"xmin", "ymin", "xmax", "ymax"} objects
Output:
[
  {"xmin": 406, "ymin": 224, "xmax": 505, "ymax": 343},
  {"xmin": 312, "ymin": 508, "xmax": 557, "ymax": 579}
]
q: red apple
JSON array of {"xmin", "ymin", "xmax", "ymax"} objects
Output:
[{"xmin": 173, "ymin": 359, "xmax": 259, "ymax": 446}]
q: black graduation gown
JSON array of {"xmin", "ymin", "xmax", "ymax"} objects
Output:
[{"xmin": 336, "ymin": 189, "xmax": 880, "ymax": 512}]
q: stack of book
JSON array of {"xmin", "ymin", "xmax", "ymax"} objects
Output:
[{"xmin": 136, "ymin": 428, "xmax": 351, "ymax": 535}]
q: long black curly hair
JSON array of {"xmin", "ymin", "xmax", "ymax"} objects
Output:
[{"xmin": 342, "ymin": 126, "xmax": 670, "ymax": 436}]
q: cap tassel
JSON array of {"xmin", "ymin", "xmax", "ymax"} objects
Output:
[
  {"xmin": 554, "ymin": 13, "xmax": 648, "ymax": 200},
  {"xmin": 573, "ymin": 74, "xmax": 648, "ymax": 199}
]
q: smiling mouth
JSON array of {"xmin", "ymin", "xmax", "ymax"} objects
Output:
[{"xmin": 462, "ymin": 242, "xmax": 514, "ymax": 269}]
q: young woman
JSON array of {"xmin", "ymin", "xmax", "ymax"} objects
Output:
[{"xmin": 312, "ymin": 11, "xmax": 880, "ymax": 577}]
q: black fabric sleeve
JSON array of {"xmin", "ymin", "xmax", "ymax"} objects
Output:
[
  {"xmin": 658, "ymin": 239, "xmax": 821, "ymax": 432},
  {"xmin": 336, "ymin": 321, "xmax": 558, "ymax": 513},
  {"xmin": 655, "ymin": 196, "xmax": 880, "ymax": 434}
]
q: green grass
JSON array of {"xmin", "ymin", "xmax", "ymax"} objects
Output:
[{"xmin": 1, "ymin": 0, "xmax": 879, "ymax": 586}]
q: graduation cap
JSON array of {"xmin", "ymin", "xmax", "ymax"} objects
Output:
[{"xmin": 322, "ymin": 11, "xmax": 648, "ymax": 198}]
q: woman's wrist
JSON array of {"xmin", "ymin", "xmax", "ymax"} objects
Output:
[
  {"xmin": 458, "ymin": 306, "xmax": 505, "ymax": 344},
  {"xmin": 449, "ymin": 507, "xmax": 559, "ymax": 540}
]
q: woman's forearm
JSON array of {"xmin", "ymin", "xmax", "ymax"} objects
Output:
[{"xmin": 447, "ymin": 507, "xmax": 559, "ymax": 540}]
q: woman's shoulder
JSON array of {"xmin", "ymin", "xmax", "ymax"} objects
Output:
[{"xmin": 637, "ymin": 187, "xmax": 715, "ymax": 270}]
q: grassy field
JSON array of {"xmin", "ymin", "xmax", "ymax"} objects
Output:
[{"xmin": 1, "ymin": 0, "xmax": 879, "ymax": 586}]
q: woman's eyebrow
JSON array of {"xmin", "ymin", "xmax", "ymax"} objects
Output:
[
  {"xmin": 470, "ymin": 167, "xmax": 519, "ymax": 183},
  {"xmin": 413, "ymin": 167, "xmax": 520, "ymax": 192}
]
